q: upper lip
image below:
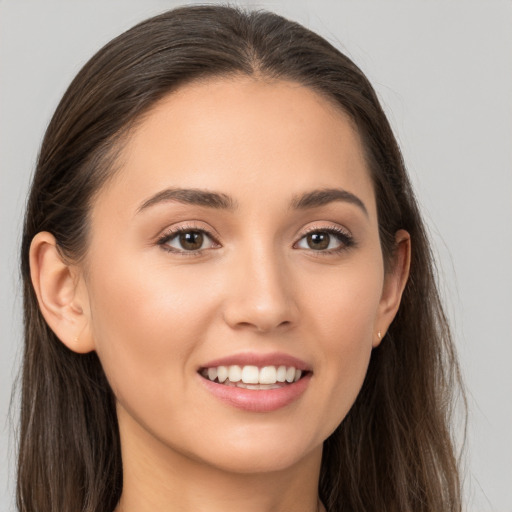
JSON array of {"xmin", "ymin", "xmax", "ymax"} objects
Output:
[{"xmin": 199, "ymin": 352, "xmax": 312, "ymax": 372}]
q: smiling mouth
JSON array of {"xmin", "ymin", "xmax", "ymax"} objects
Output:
[{"xmin": 199, "ymin": 365, "xmax": 307, "ymax": 390}]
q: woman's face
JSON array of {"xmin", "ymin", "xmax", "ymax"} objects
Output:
[{"xmin": 79, "ymin": 77, "xmax": 405, "ymax": 474}]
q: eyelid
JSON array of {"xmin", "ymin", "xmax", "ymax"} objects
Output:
[
  {"xmin": 294, "ymin": 223, "xmax": 355, "ymax": 253},
  {"xmin": 298, "ymin": 223, "xmax": 352, "ymax": 238},
  {"xmin": 156, "ymin": 222, "xmax": 221, "ymax": 254}
]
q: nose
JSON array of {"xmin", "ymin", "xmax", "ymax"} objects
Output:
[{"xmin": 222, "ymin": 246, "xmax": 299, "ymax": 333}]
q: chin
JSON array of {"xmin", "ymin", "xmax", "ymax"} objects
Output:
[
  {"xmin": 171, "ymin": 423, "xmax": 325, "ymax": 475},
  {"xmin": 196, "ymin": 440, "xmax": 322, "ymax": 475}
]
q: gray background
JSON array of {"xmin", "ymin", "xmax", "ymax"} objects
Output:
[{"xmin": 1, "ymin": 1, "xmax": 511, "ymax": 510}]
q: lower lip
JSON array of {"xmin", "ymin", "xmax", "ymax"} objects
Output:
[{"xmin": 199, "ymin": 373, "xmax": 312, "ymax": 412}]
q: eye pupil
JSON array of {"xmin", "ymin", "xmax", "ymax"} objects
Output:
[
  {"xmin": 307, "ymin": 232, "xmax": 330, "ymax": 250},
  {"xmin": 179, "ymin": 231, "xmax": 204, "ymax": 250}
]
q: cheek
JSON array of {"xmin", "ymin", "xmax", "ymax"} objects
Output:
[
  {"xmin": 305, "ymin": 254, "xmax": 383, "ymax": 351},
  {"xmin": 85, "ymin": 254, "xmax": 219, "ymax": 405},
  {"xmin": 302, "ymin": 258, "xmax": 383, "ymax": 431}
]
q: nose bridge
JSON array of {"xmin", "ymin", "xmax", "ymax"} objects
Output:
[{"xmin": 223, "ymin": 238, "xmax": 297, "ymax": 332}]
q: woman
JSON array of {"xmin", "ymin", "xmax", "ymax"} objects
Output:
[{"xmin": 18, "ymin": 5, "xmax": 463, "ymax": 512}]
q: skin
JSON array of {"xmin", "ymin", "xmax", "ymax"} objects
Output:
[{"xmin": 30, "ymin": 77, "xmax": 410, "ymax": 512}]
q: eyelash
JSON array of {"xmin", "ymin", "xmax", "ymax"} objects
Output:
[
  {"xmin": 156, "ymin": 224, "xmax": 355, "ymax": 256},
  {"xmin": 157, "ymin": 224, "xmax": 220, "ymax": 256},
  {"xmin": 294, "ymin": 225, "xmax": 355, "ymax": 255}
]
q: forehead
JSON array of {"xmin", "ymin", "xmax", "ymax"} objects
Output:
[{"xmin": 94, "ymin": 76, "xmax": 376, "ymax": 218}]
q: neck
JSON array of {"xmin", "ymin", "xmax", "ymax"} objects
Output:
[{"xmin": 114, "ymin": 412, "xmax": 324, "ymax": 512}]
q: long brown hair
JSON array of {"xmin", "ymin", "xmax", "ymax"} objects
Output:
[{"xmin": 18, "ymin": 5, "xmax": 464, "ymax": 511}]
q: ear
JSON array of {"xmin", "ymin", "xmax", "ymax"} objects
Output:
[
  {"xmin": 373, "ymin": 229, "xmax": 411, "ymax": 347},
  {"xmin": 29, "ymin": 231, "xmax": 95, "ymax": 353}
]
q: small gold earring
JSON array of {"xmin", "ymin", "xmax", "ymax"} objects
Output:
[{"xmin": 377, "ymin": 331, "xmax": 382, "ymax": 340}]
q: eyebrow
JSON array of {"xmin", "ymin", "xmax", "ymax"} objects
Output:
[
  {"xmin": 291, "ymin": 188, "xmax": 368, "ymax": 216},
  {"xmin": 137, "ymin": 186, "xmax": 367, "ymax": 216},
  {"xmin": 137, "ymin": 188, "xmax": 237, "ymax": 213}
]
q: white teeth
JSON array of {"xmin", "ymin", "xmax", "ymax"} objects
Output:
[
  {"xmin": 276, "ymin": 365, "xmax": 287, "ymax": 382},
  {"xmin": 203, "ymin": 364, "xmax": 305, "ymax": 386},
  {"xmin": 207, "ymin": 367, "xmax": 218, "ymax": 381},
  {"xmin": 259, "ymin": 366, "xmax": 277, "ymax": 384},
  {"xmin": 241, "ymin": 365, "xmax": 259, "ymax": 384},
  {"xmin": 217, "ymin": 365, "xmax": 228, "ymax": 383},
  {"xmin": 228, "ymin": 365, "xmax": 242, "ymax": 383}
]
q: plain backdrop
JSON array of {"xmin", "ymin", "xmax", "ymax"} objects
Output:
[{"xmin": 1, "ymin": 1, "xmax": 511, "ymax": 511}]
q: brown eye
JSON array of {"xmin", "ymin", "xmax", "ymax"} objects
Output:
[
  {"xmin": 179, "ymin": 231, "xmax": 204, "ymax": 250},
  {"xmin": 306, "ymin": 232, "xmax": 330, "ymax": 250},
  {"xmin": 161, "ymin": 229, "xmax": 217, "ymax": 253},
  {"xmin": 295, "ymin": 228, "xmax": 353, "ymax": 253}
]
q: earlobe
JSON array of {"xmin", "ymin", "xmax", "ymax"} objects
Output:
[
  {"xmin": 373, "ymin": 229, "xmax": 411, "ymax": 347},
  {"xmin": 29, "ymin": 231, "xmax": 95, "ymax": 354}
]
